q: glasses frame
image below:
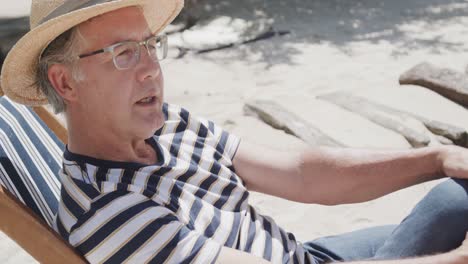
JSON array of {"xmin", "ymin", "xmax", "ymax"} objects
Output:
[{"xmin": 77, "ymin": 34, "xmax": 168, "ymax": 70}]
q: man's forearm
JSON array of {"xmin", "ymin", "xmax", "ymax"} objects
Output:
[{"xmin": 298, "ymin": 146, "xmax": 445, "ymax": 205}]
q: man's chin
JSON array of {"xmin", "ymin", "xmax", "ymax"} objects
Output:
[{"xmin": 140, "ymin": 116, "xmax": 165, "ymax": 139}]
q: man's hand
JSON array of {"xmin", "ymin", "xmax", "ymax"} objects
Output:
[{"xmin": 440, "ymin": 146, "xmax": 468, "ymax": 180}]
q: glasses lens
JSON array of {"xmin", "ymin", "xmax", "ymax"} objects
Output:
[
  {"xmin": 113, "ymin": 42, "xmax": 139, "ymax": 70},
  {"xmin": 147, "ymin": 35, "xmax": 168, "ymax": 61}
]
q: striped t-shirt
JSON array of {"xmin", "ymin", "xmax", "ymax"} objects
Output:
[{"xmin": 54, "ymin": 103, "xmax": 315, "ymax": 264}]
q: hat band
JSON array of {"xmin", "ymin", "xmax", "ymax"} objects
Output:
[{"xmin": 39, "ymin": 0, "xmax": 117, "ymax": 25}]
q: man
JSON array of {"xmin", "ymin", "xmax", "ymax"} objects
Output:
[{"xmin": 2, "ymin": 0, "xmax": 468, "ymax": 263}]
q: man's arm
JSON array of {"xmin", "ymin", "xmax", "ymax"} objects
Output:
[{"xmin": 232, "ymin": 142, "xmax": 468, "ymax": 205}]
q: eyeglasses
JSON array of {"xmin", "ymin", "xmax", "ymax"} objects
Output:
[{"xmin": 77, "ymin": 34, "xmax": 168, "ymax": 70}]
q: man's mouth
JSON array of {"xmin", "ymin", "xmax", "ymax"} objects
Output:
[{"xmin": 136, "ymin": 96, "xmax": 156, "ymax": 105}]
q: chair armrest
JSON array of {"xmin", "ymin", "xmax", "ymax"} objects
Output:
[{"xmin": 0, "ymin": 185, "xmax": 86, "ymax": 264}]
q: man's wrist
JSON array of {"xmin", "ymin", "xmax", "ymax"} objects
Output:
[
  {"xmin": 435, "ymin": 145, "xmax": 447, "ymax": 176},
  {"xmin": 434, "ymin": 145, "xmax": 452, "ymax": 179},
  {"xmin": 434, "ymin": 145, "xmax": 465, "ymax": 179}
]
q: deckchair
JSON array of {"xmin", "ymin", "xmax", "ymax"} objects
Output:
[{"xmin": 0, "ymin": 96, "xmax": 86, "ymax": 263}]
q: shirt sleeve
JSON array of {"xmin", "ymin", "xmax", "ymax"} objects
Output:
[
  {"xmin": 196, "ymin": 115, "xmax": 241, "ymax": 161},
  {"xmin": 159, "ymin": 103, "xmax": 241, "ymax": 168},
  {"xmin": 67, "ymin": 190, "xmax": 221, "ymax": 264}
]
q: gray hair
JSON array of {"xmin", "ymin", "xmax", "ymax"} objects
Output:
[{"xmin": 37, "ymin": 26, "xmax": 84, "ymax": 114}]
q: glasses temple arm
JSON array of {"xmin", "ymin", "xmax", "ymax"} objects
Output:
[{"xmin": 78, "ymin": 48, "xmax": 106, "ymax": 59}]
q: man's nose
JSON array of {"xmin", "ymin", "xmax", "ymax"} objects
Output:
[{"xmin": 136, "ymin": 45, "xmax": 161, "ymax": 81}]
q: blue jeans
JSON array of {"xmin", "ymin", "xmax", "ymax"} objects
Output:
[{"xmin": 303, "ymin": 179, "xmax": 468, "ymax": 263}]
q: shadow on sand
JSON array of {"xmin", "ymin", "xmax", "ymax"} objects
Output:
[
  {"xmin": 184, "ymin": 0, "xmax": 468, "ymax": 67},
  {"xmin": 1, "ymin": 1, "xmax": 468, "ymax": 70}
]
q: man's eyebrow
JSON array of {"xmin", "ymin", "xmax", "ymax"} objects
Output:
[
  {"xmin": 119, "ymin": 31, "xmax": 153, "ymax": 43},
  {"xmin": 99, "ymin": 30, "xmax": 153, "ymax": 47}
]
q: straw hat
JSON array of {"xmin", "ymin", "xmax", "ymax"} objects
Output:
[{"xmin": 0, "ymin": 0, "xmax": 184, "ymax": 106}]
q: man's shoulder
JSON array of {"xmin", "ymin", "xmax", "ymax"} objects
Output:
[
  {"xmin": 163, "ymin": 103, "xmax": 199, "ymax": 122},
  {"xmin": 159, "ymin": 103, "xmax": 240, "ymax": 162},
  {"xmin": 159, "ymin": 103, "xmax": 213, "ymax": 134}
]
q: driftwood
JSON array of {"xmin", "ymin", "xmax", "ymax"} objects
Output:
[
  {"xmin": 434, "ymin": 135, "xmax": 454, "ymax": 145},
  {"xmin": 196, "ymin": 29, "xmax": 289, "ymax": 54},
  {"xmin": 421, "ymin": 120, "xmax": 467, "ymax": 146},
  {"xmin": 318, "ymin": 92, "xmax": 467, "ymax": 148},
  {"xmin": 170, "ymin": 16, "xmax": 290, "ymax": 58},
  {"xmin": 163, "ymin": 16, "xmax": 198, "ymax": 35},
  {"xmin": 399, "ymin": 62, "xmax": 468, "ymax": 107},
  {"xmin": 164, "ymin": 23, "xmax": 193, "ymax": 35},
  {"xmin": 318, "ymin": 92, "xmax": 432, "ymax": 147},
  {"xmin": 175, "ymin": 29, "xmax": 289, "ymax": 59},
  {"xmin": 244, "ymin": 100, "xmax": 344, "ymax": 147}
]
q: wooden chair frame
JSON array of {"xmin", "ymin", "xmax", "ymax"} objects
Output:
[{"xmin": 0, "ymin": 106, "xmax": 85, "ymax": 263}]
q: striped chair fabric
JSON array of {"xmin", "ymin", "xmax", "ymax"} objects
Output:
[{"xmin": 0, "ymin": 97, "xmax": 64, "ymax": 227}]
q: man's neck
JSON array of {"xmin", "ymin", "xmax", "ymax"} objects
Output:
[{"xmin": 65, "ymin": 115, "xmax": 158, "ymax": 166}]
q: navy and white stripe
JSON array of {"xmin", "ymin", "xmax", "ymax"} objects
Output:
[
  {"xmin": 0, "ymin": 97, "xmax": 63, "ymax": 227},
  {"xmin": 56, "ymin": 103, "xmax": 316, "ymax": 264}
]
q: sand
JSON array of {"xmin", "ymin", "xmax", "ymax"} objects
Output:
[{"xmin": 2, "ymin": 0, "xmax": 468, "ymax": 262}]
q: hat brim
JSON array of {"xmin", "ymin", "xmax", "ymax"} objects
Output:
[{"xmin": 0, "ymin": 0, "xmax": 183, "ymax": 106}]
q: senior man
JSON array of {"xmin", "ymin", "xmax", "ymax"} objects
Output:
[{"xmin": 3, "ymin": 0, "xmax": 468, "ymax": 263}]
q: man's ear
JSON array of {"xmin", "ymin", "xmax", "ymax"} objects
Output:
[{"xmin": 47, "ymin": 64, "xmax": 78, "ymax": 102}]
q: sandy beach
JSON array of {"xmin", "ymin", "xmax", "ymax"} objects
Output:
[{"xmin": 2, "ymin": 0, "xmax": 468, "ymax": 262}]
